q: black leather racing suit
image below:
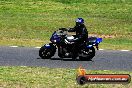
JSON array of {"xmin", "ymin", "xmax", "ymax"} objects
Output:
[
  {"xmin": 68, "ymin": 24, "xmax": 88, "ymax": 58},
  {"xmin": 68, "ymin": 24, "xmax": 88, "ymax": 43}
]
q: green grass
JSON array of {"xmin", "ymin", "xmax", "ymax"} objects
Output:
[
  {"xmin": 0, "ymin": 66, "xmax": 132, "ymax": 88},
  {"xmin": 0, "ymin": 0, "xmax": 132, "ymax": 50}
]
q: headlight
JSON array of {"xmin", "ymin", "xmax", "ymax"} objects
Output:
[
  {"xmin": 93, "ymin": 43, "xmax": 96, "ymax": 45},
  {"xmin": 87, "ymin": 45, "xmax": 92, "ymax": 48},
  {"xmin": 89, "ymin": 45, "xmax": 92, "ymax": 47},
  {"xmin": 54, "ymin": 40, "xmax": 56, "ymax": 42}
]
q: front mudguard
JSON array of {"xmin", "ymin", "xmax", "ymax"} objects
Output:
[{"xmin": 43, "ymin": 43, "xmax": 56, "ymax": 49}]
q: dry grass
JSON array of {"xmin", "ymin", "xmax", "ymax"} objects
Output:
[{"xmin": 0, "ymin": 66, "xmax": 132, "ymax": 88}]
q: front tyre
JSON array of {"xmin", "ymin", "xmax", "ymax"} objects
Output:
[{"xmin": 39, "ymin": 44, "xmax": 56, "ymax": 59}]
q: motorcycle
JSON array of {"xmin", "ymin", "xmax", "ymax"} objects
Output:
[{"xmin": 39, "ymin": 28, "xmax": 102, "ymax": 60}]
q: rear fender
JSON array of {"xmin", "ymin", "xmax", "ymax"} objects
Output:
[
  {"xmin": 88, "ymin": 37, "xmax": 102, "ymax": 44},
  {"xmin": 88, "ymin": 37, "xmax": 97, "ymax": 43},
  {"xmin": 87, "ymin": 37, "xmax": 102, "ymax": 50},
  {"xmin": 96, "ymin": 38, "xmax": 102, "ymax": 44}
]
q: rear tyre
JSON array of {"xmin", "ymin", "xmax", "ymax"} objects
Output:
[
  {"xmin": 72, "ymin": 54, "xmax": 78, "ymax": 60},
  {"xmin": 79, "ymin": 47, "xmax": 95, "ymax": 61},
  {"xmin": 39, "ymin": 45, "xmax": 56, "ymax": 59}
]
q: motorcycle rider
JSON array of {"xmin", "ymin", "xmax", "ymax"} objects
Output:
[
  {"xmin": 68, "ymin": 18, "xmax": 88, "ymax": 43},
  {"xmin": 68, "ymin": 18, "xmax": 88, "ymax": 59}
]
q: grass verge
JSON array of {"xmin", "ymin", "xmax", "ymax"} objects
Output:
[
  {"xmin": 0, "ymin": 0, "xmax": 132, "ymax": 50},
  {"xmin": 0, "ymin": 66, "xmax": 132, "ymax": 88}
]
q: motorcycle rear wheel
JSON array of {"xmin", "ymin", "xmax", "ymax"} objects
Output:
[{"xmin": 79, "ymin": 47, "xmax": 95, "ymax": 61}]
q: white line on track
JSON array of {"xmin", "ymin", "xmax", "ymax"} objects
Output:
[
  {"xmin": 35, "ymin": 47, "xmax": 41, "ymax": 48},
  {"xmin": 99, "ymin": 49, "xmax": 104, "ymax": 50},
  {"xmin": 10, "ymin": 46, "xmax": 18, "ymax": 47},
  {"xmin": 120, "ymin": 50, "xmax": 130, "ymax": 52}
]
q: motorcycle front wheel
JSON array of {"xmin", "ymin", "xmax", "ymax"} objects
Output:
[{"xmin": 39, "ymin": 45, "xmax": 56, "ymax": 59}]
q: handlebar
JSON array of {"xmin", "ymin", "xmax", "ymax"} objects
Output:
[
  {"xmin": 59, "ymin": 28, "xmax": 68, "ymax": 31},
  {"xmin": 55, "ymin": 28, "xmax": 68, "ymax": 36},
  {"xmin": 57, "ymin": 28, "xmax": 74, "ymax": 36}
]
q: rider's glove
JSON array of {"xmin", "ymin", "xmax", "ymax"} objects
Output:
[{"xmin": 68, "ymin": 28, "xmax": 75, "ymax": 32}]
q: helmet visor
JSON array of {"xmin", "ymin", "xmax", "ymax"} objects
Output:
[{"xmin": 76, "ymin": 18, "xmax": 84, "ymax": 24}]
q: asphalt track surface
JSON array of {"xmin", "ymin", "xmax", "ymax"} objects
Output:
[{"xmin": 0, "ymin": 46, "xmax": 132, "ymax": 71}]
